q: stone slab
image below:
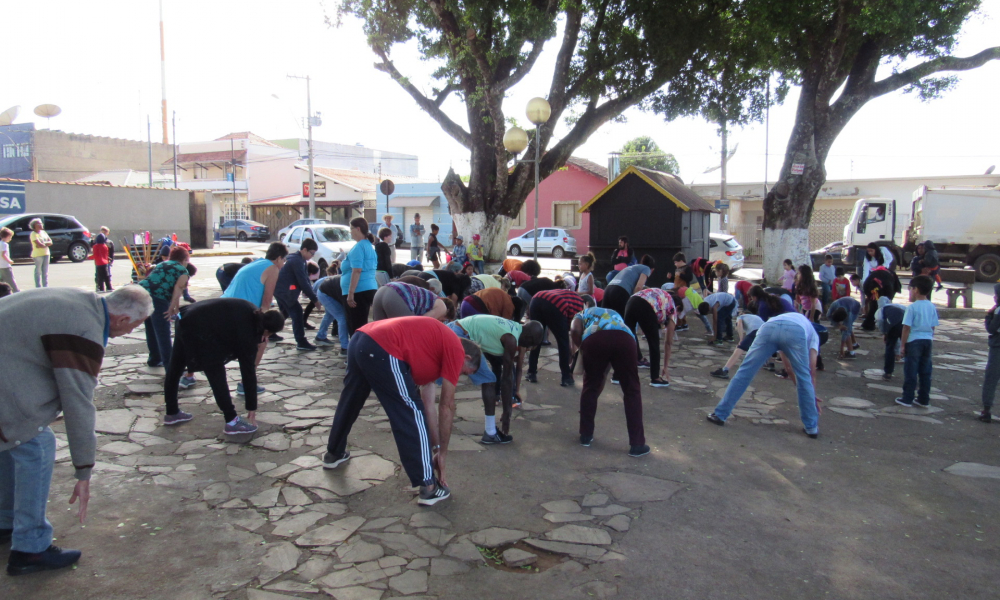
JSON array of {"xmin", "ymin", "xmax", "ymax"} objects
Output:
[
  {"xmin": 468, "ymin": 527, "xmax": 529, "ymax": 547},
  {"xmin": 389, "ymin": 570, "xmax": 428, "ymax": 595},
  {"xmin": 295, "ymin": 516, "xmax": 366, "ymax": 547},
  {"xmin": 605, "ymin": 515, "xmax": 631, "ymax": 532},
  {"xmin": 545, "ymin": 524, "xmax": 612, "ymax": 545},
  {"xmin": 502, "ymin": 548, "xmax": 537, "ymax": 567},
  {"xmin": 337, "ymin": 540, "xmax": 385, "ymax": 563},
  {"xmin": 94, "ymin": 409, "xmax": 137, "ymax": 435},
  {"xmin": 430, "ymin": 558, "xmax": 471, "ymax": 576},
  {"xmin": 543, "ymin": 513, "xmax": 595, "ymax": 523},
  {"xmin": 828, "ymin": 396, "xmax": 877, "ymax": 409},
  {"xmin": 828, "ymin": 407, "xmax": 876, "ymax": 418},
  {"xmin": 524, "ymin": 538, "xmax": 606, "ymax": 561},
  {"xmin": 590, "ymin": 504, "xmax": 629, "ymax": 516},
  {"xmin": 271, "ymin": 511, "xmax": 327, "ymax": 537},
  {"xmin": 540, "ymin": 499, "xmax": 581, "ymax": 513},
  {"xmin": 590, "ymin": 472, "xmax": 683, "ymax": 503},
  {"xmin": 944, "ymin": 462, "xmax": 1000, "ymax": 480},
  {"xmin": 287, "ymin": 469, "xmax": 371, "ymax": 497}
]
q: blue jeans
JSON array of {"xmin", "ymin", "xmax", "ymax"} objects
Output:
[
  {"xmin": 713, "ymin": 320, "xmax": 819, "ymax": 433},
  {"xmin": 144, "ymin": 296, "xmax": 174, "ymax": 367},
  {"xmin": 902, "ymin": 339, "xmax": 933, "ymax": 404},
  {"xmin": 316, "ymin": 290, "xmax": 350, "ymax": 349},
  {"xmin": 473, "ymin": 260, "xmax": 484, "ymax": 274},
  {"xmin": 0, "ymin": 427, "xmax": 56, "ymax": 552},
  {"xmin": 716, "ymin": 303, "xmax": 735, "ymax": 340},
  {"xmin": 820, "ymin": 282, "xmax": 831, "ymax": 313}
]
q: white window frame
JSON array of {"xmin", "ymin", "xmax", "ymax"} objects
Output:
[{"xmin": 512, "ymin": 204, "xmax": 527, "ymax": 229}]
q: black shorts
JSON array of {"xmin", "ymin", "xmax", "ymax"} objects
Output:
[{"xmin": 738, "ymin": 329, "xmax": 758, "ymax": 352}]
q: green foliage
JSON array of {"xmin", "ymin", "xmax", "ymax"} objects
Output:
[{"xmin": 618, "ymin": 136, "xmax": 679, "ymax": 174}]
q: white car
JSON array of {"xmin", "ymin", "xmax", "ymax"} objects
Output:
[
  {"xmin": 283, "ymin": 224, "xmax": 354, "ymax": 273},
  {"xmin": 506, "ymin": 228, "xmax": 577, "ymax": 258},
  {"xmin": 278, "ymin": 218, "xmax": 332, "ymax": 241},
  {"xmin": 709, "ymin": 233, "xmax": 744, "ymax": 272}
]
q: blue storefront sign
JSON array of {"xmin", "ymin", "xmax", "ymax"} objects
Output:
[
  {"xmin": 0, "ymin": 182, "xmax": 26, "ymax": 214},
  {"xmin": 0, "ymin": 123, "xmax": 34, "ymax": 181}
]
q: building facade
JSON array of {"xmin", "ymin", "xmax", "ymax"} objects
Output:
[
  {"xmin": 692, "ymin": 173, "xmax": 1000, "ymax": 260},
  {"xmin": 270, "ymin": 138, "xmax": 418, "ymax": 178},
  {"xmin": 376, "ymin": 182, "xmax": 455, "ymax": 249}
]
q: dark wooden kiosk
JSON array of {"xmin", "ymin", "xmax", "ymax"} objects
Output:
[{"xmin": 579, "ymin": 166, "xmax": 718, "ymax": 288}]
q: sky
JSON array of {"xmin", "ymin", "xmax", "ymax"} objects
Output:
[{"xmin": 3, "ymin": 0, "xmax": 999, "ymax": 184}]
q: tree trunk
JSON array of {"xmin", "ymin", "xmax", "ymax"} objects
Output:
[{"xmin": 761, "ymin": 88, "xmax": 832, "ymax": 283}]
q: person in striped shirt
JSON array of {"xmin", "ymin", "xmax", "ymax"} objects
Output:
[{"xmin": 525, "ymin": 289, "xmax": 586, "ymax": 387}]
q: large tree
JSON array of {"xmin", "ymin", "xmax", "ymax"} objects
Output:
[
  {"xmin": 336, "ymin": 0, "xmax": 730, "ymax": 259},
  {"xmin": 618, "ymin": 136, "xmax": 679, "ymax": 175},
  {"xmin": 750, "ymin": 0, "xmax": 999, "ymax": 281}
]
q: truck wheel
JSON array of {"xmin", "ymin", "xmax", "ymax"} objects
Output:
[{"xmin": 974, "ymin": 254, "xmax": 1000, "ymax": 282}]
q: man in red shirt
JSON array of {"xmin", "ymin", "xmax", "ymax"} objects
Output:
[
  {"xmin": 323, "ymin": 317, "xmax": 481, "ymax": 505},
  {"xmin": 92, "ymin": 226, "xmax": 113, "ymax": 292},
  {"xmin": 526, "ymin": 289, "xmax": 586, "ymax": 387}
]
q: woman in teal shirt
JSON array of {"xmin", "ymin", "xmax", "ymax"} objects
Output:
[{"xmin": 341, "ymin": 217, "xmax": 379, "ymax": 335}]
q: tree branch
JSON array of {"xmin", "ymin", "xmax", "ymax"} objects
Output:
[
  {"xmin": 868, "ymin": 46, "xmax": 1000, "ymax": 98},
  {"xmin": 374, "ymin": 50, "xmax": 473, "ymax": 149},
  {"xmin": 433, "ymin": 83, "xmax": 457, "ymax": 108},
  {"xmin": 426, "ymin": 0, "xmax": 495, "ymax": 86},
  {"xmin": 547, "ymin": 0, "xmax": 584, "ymax": 113},
  {"xmin": 497, "ymin": 40, "xmax": 546, "ymax": 91}
]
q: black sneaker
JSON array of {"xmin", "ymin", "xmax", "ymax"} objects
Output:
[
  {"xmin": 676, "ymin": 325, "xmax": 690, "ymax": 332},
  {"xmin": 560, "ymin": 376, "xmax": 574, "ymax": 387},
  {"xmin": 913, "ymin": 400, "xmax": 930, "ymax": 408},
  {"xmin": 322, "ymin": 450, "xmax": 351, "ymax": 469},
  {"xmin": 7, "ymin": 545, "xmax": 82, "ymax": 576},
  {"xmin": 304, "ymin": 323, "xmax": 316, "ymax": 331},
  {"xmin": 852, "ymin": 342, "xmax": 861, "ymax": 350},
  {"xmin": 842, "ymin": 352, "xmax": 857, "ymax": 359},
  {"xmin": 977, "ymin": 410, "xmax": 992, "ymax": 423},
  {"xmin": 525, "ymin": 372, "xmax": 538, "ymax": 383},
  {"xmin": 650, "ymin": 378, "xmax": 670, "ymax": 388},
  {"xmin": 710, "ymin": 368, "xmax": 729, "ymax": 379},
  {"xmin": 418, "ymin": 480, "xmax": 451, "ymax": 506},
  {"xmin": 339, "ymin": 348, "xmax": 348, "ymax": 357},
  {"xmin": 480, "ymin": 431, "xmax": 513, "ymax": 445},
  {"xmin": 803, "ymin": 428, "xmax": 819, "ymax": 439},
  {"xmin": 894, "ymin": 397, "xmax": 914, "ymax": 407},
  {"xmin": 723, "ymin": 337, "xmax": 735, "ymax": 343},
  {"xmin": 706, "ymin": 413, "xmax": 725, "ymax": 426},
  {"xmin": 580, "ymin": 434, "xmax": 593, "ymax": 447},
  {"xmin": 628, "ymin": 444, "xmax": 650, "ymax": 457},
  {"xmin": 764, "ymin": 362, "xmax": 776, "ymax": 372},
  {"xmin": 297, "ymin": 342, "xmax": 317, "ymax": 352},
  {"xmin": 268, "ymin": 333, "xmax": 283, "ymax": 342},
  {"xmin": 881, "ymin": 373, "xmax": 892, "ymax": 381}
]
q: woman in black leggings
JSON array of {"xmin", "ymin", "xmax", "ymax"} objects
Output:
[{"xmin": 622, "ymin": 289, "xmax": 675, "ymax": 387}]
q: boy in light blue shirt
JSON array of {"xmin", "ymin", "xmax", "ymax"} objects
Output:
[
  {"xmin": 896, "ymin": 275, "xmax": 938, "ymax": 408},
  {"xmin": 818, "ymin": 254, "xmax": 837, "ymax": 316}
]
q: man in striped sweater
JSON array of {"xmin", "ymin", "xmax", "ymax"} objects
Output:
[{"xmin": 0, "ymin": 286, "xmax": 152, "ymax": 576}]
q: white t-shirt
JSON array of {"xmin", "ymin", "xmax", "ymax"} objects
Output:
[
  {"xmin": 381, "ymin": 220, "xmax": 397, "ymax": 245},
  {"xmin": 766, "ymin": 311, "xmax": 820, "ymax": 352},
  {"xmin": 0, "ymin": 240, "xmax": 11, "ymax": 268},
  {"xmin": 704, "ymin": 292, "xmax": 736, "ymax": 308}
]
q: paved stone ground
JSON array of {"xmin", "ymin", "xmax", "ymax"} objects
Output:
[{"xmin": 3, "ymin": 280, "xmax": 1000, "ymax": 598}]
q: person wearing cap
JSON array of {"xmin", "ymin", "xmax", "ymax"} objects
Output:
[
  {"xmin": 447, "ymin": 316, "xmax": 543, "ymax": 444},
  {"xmin": 381, "ymin": 214, "xmax": 399, "ymax": 263},
  {"xmin": 451, "ymin": 235, "xmax": 467, "ymax": 265},
  {"xmin": 468, "ymin": 235, "xmax": 485, "ymax": 274}
]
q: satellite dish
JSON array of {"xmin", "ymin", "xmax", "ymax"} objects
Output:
[
  {"xmin": 0, "ymin": 105, "xmax": 19, "ymax": 126},
  {"xmin": 34, "ymin": 104, "xmax": 62, "ymax": 129},
  {"xmin": 987, "ymin": 165, "xmax": 996, "ymax": 175},
  {"xmin": 34, "ymin": 104, "xmax": 61, "ymax": 118}
]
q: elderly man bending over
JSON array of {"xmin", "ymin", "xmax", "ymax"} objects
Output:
[{"xmin": 0, "ymin": 286, "xmax": 152, "ymax": 576}]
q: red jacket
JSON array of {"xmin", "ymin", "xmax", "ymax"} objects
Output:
[{"xmin": 92, "ymin": 243, "xmax": 109, "ymax": 266}]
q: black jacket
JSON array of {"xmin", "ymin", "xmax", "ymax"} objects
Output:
[{"xmin": 374, "ymin": 241, "xmax": 392, "ymax": 273}]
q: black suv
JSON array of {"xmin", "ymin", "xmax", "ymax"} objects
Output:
[{"xmin": 0, "ymin": 213, "xmax": 92, "ymax": 262}]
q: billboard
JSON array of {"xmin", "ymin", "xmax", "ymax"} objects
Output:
[
  {"xmin": 0, "ymin": 182, "xmax": 26, "ymax": 214},
  {"xmin": 0, "ymin": 123, "xmax": 34, "ymax": 181}
]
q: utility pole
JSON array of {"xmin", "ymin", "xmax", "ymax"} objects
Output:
[
  {"xmin": 231, "ymin": 138, "xmax": 238, "ymax": 248},
  {"xmin": 720, "ymin": 117, "xmax": 727, "ymax": 209},
  {"xmin": 288, "ymin": 74, "xmax": 315, "ymax": 219},
  {"xmin": 172, "ymin": 111, "xmax": 177, "ymax": 187},
  {"xmin": 159, "ymin": 0, "xmax": 168, "ymax": 144},
  {"xmin": 147, "ymin": 116, "xmax": 153, "ymax": 187}
]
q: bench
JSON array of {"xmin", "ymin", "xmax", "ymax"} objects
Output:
[{"xmin": 938, "ymin": 268, "xmax": 976, "ymax": 308}]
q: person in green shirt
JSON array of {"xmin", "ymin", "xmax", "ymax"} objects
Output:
[{"xmin": 449, "ymin": 315, "xmax": 543, "ymax": 444}]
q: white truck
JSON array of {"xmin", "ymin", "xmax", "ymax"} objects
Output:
[{"xmin": 842, "ymin": 186, "xmax": 1000, "ymax": 282}]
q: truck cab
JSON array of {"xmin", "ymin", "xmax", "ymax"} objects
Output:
[{"xmin": 842, "ymin": 198, "xmax": 897, "ymax": 265}]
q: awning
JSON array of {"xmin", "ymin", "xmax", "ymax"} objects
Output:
[{"xmin": 388, "ymin": 195, "xmax": 438, "ymax": 208}]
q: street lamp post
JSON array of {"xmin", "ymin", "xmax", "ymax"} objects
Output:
[{"xmin": 503, "ymin": 97, "xmax": 551, "ymax": 261}]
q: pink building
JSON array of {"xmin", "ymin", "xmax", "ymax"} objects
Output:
[{"xmin": 507, "ymin": 157, "xmax": 608, "ymax": 254}]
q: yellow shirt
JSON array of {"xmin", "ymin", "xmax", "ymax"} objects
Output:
[{"xmin": 30, "ymin": 231, "xmax": 51, "ymax": 258}]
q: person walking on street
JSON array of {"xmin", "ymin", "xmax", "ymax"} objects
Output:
[
  {"xmin": 342, "ymin": 217, "xmax": 379, "ymax": 337},
  {"xmin": 162, "ymin": 298, "xmax": 285, "ymax": 435},
  {"xmin": 138, "ymin": 246, "xmax": 191, "ymax": 368},
  {"xmin": 570, "ymin": 300, "xmax": 649, "ymax": 457},
  {"xmin": 409, "ymin": 214, "xmax": 425, "ymax": 263},
  {"xmin": 274, "ymin": 238, "xmax": 320, "ymax": 351},
  {"xmin": 322, "ymin": 317, "xmax": 481, "ymax": 505},
  {"xmin": 0, "ymin": 227, "xmax": 19, "ymax": 293},
  {"xmin": 29, "ymin": 218, "xmax": 52, "ymax": 288},
  {"xmin": 92, "ymin": 227, "xmax": 113, "ymax": 292},
  {"xmin": 0, "ymin": 286, "xmax": 152, "ymax": 575}
]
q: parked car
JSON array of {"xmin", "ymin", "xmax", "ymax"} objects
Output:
[
  {"xmin": 708, "ymin": 233, "xmax": 744, "ymax": 273},
  {"xmin": 283, "ymin": 224, "xmax": 354, "ymax": 274},
  {"xmin": 0, "ymin": 212, "xmax": 92, "ymax": 262},
  {"xmin": 506, "ymin": 228, "xmax": 577, "ymax": 258},
  {"xmin": 219, "ymin": 219, "xmax": 270, "ymax": 242},
  {"xmin": 809, "ymin": 241, "xmax": 844, "ymax": 271},
  {"xmin": 278, "ymin": 218, "xmax": 331, "ymax": 241}
]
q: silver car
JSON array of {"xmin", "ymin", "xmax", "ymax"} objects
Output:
[
  {"xmin": 506, "ymin": 228, "xmax": 577, "ymax": 258},
  {"xmin": 278, "ymin": 218, "xmax": 331, "ymax": 241},
  {"xmin": 709, "ymin": 233, "xmax": 744, "ymax": 272},
  {"xmin": 283, "ymin": 224, "xmax": 353, "ymax": 273}
]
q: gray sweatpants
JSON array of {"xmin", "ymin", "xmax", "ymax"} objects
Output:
[
  {"xmin": 372, "ymin": 285, "xmax": 415, "ymax": 321},
  {"xmin": 983, "ymin": 346, "xmax": 1000, "ymax": 410},
  {"xmin": 0, "ymin": 267, "xmax": 18, "ymax": 292}
]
